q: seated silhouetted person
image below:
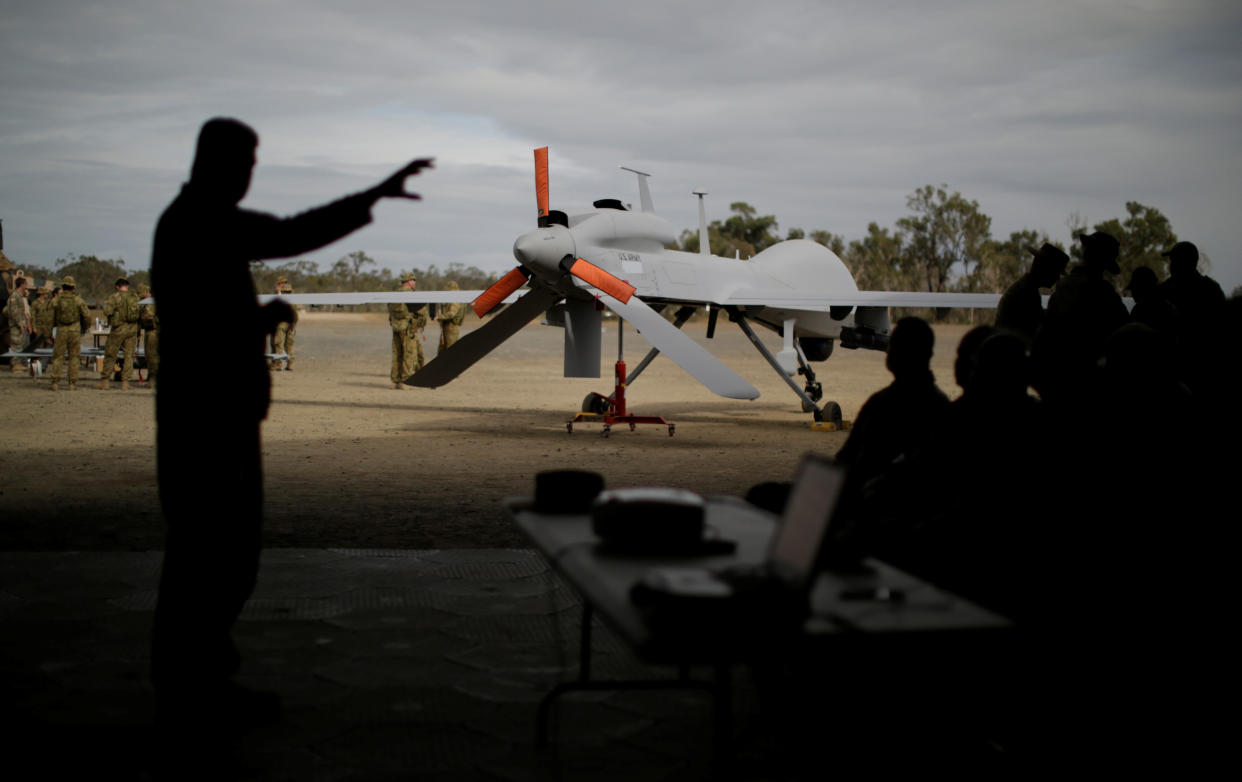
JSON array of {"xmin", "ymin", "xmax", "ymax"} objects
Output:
[
  {"xmin": 952, "ymin": 324, "xmax": 994, "ymax": 393},
  {"xmin": 994, "ymin": 243, "xmax": 1069, "ymax": 346},
  {"xmin": 150, "ymin": 117, "xmax": 433, "ymax": 732},
  {"xmin": 890, "ymin": 332, "xmax": 1047, "ymax": 619},
  {"xmin": 1158, "ymin": 240, "xmax": 1227, "ymax": 401},
  {"xmin": 832, "ymin": 317, "xmax": 949, "ymax": 558},
  {"xmin": 1031, "ymin": 231, "xmax": 1130, "ymax": 408},
  {"xmin": 1125, "ymin": 265, "xmax": 1180, "ymax": 337}
]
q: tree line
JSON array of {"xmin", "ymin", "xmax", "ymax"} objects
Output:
[
  {"xmin": 12, "ymin": 252, "xmax": 498, "ymax": 304},
  {"xmin": 672, "ymin": 187, "xmax": 1211, "ymax": 306}
]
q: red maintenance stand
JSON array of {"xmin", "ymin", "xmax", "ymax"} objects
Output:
[{"xmin": 567, "ymin": 317, "xmax": 674, "ymax": 437}]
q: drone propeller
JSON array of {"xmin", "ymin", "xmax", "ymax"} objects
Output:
[
  {"xmin": 472, "ymin": 266, "xmax": 531, "ymax": 317},
  {"xmin": 562, "ymin": 257, "xmax": 635, "ymax": 304},
  {"xmin": 535, "ymin": 145, "xmax": 549, "ymax": 222},
  {"xmin": 408, "ymin": 284, "xmax": 563, "ymax": 387}
]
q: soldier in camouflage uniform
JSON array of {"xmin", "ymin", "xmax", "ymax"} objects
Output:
[
  {"xmin": 137, "ymin": 283, "xmax": 159, "ymax": 387},
  {"xmin": 31, "ymin": 283, "xmax": 57, "ymax": 351},
  {"xmin": 269, "ymin": 276, "xmax": 297, "ymax": 371},
  {"xmin": 435, "ymin": 280, "xmax": 467, "ymax": 355},
  {"xmin": 5, "ymin": 275, "xmax": 31, "ymax": 371},
  {"xmin": 48, "ymin": 276, "xmax": 91, "ymax": 390},
  {"xmin": 388, "ymin": 271, "xmax": 427, "ymax": 389},
  {"xmin": 97, "ymin": 276, "xmax": 141, "ymax": 389}
]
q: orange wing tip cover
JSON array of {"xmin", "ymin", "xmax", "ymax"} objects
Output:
[
  {"xmin": 534, "ymin": 147, "xmax": 549, "ymax": 218},
  {"xmin": 472, "ymin": 267, "xmax": 529, "ymax": 317},
  {"xmin": 570, "ymin": 259, "xmax": 636, "ymax": 303}
]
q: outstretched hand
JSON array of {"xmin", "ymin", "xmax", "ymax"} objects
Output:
[{"xmin": 374, "ymin": 158, "xmax": 435, "ymax": 201}]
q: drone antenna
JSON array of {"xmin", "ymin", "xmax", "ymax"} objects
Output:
[
  {"xmin": 619, "ymin": 165, "xmax": 653, "ymax": 212},
  {"xmin": 692, "ymin": 190, "xmax": 710, "ymax": 256}
]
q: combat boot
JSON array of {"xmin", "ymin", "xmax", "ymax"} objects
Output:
[
  {"xmin": 96, "ymin": 378, "xmax": 110, "ymax": 390},
  {"xmin": 284, "ymin": 360, "xmax": 293, "ymax": 371},
  {"xmin": 50, "ymin": 380, "xmax": 59, "ymax": 391},
  {"xmin": 121, "ymin": 380, "xmax": 131, "ymax": 391},
  {"xmin": 69, "ymin": 382, "xmax": 77, "ymax": 391}
]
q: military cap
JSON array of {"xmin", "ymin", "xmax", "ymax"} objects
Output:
[
  {"xmin": 279, "ymin": 284, "xmax": 293, "ymax": 293},
  {"xmin": 1161, "ymin": 241, "xmax": 1198, "ymax": 263},
  {"xmin": 61, "ymin": 275, "xmax": 76, "ymax": 288},
  {"xmin": 444, "ymin": 280, "xmax": 459, "ymax": 290},
  {"xmin": 115, "ymin": 276, "xmax": 130, "ymax": 287},
  {"xmin": 1078, "ymin": 232, "xmax": 1121, "ymax": 275},
  {"xmin": 400, "ymin": 272, "xmax": 416, "ymax": 282},
  {"xmin": 275, "ymin": 275, "xmax": 288, "ymax": 284},
  {"xmin": 136, "ymin": 283, "xmax": 152, "ymax": 297}
]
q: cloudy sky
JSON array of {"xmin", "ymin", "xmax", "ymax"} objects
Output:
[{"xmin": 3, "ymin": 0, "xmax": 1240, "ymax": 293}]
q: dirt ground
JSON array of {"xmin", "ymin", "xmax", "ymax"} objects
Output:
[{"xmin": 0, "ymin": 313, "xmax": 973, "ymax": 551}]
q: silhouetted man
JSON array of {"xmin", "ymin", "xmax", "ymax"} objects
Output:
[
  {"xmin": 833, "ymin": 317, "xmax": 949, "ymax": 557},
  {"xmin": 150, "ymin": 117, "xmax": 433, "ymax": 729},
  {"xmin": 1125, "ymin": 266, "xmax": 1179, "ymax": 337},
  {"xmin": 1159, "ymin": 241, "xmax": 1225, "ymax": 323},
  {"xmin": 1031, "ymin": 231, "xmax": 1129, "ymax": 404},
  {"xmin": 994, "ymin": 242, "xmax": 1069, "ymax": 345},
  {"xmin": 1158, "ymin": 240, "xmax": 1226, "ymax": 400}
]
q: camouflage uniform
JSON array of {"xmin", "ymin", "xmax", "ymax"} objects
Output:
[
  {"xmin": 389, "ymin": 273, "xmax": 426, "ymax": 386},
  {"xmin": 137, "ymin": 284, "xmax": 159, "ymax": 385},
  {"xmin": 99, "ymin": 279, "xmax": 141, "ymax": 388},
  {"xmin": 269, "ymin": 278, "xmax": 297, "ymax": 370},
  {"xmin": 31, "ymin": 286, "xmax": 56, "ymax": 351},
  {"xmin": 435, "ymin": 280, "xmax": 467, "ymax": 355},
  {"xmin": 49, "ymin": 277, "xmax": 90, "ymax": 389},
  {"xmin": 4, "ymin": 282, "xmax": 31, "ymax": 368}
]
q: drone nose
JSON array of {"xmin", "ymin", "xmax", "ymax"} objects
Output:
[{"xmin": 513, "ymin": 226, "xmax": 574, "ymax": 277}]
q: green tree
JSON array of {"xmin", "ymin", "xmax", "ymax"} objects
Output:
[
  {"xmin": 843, "ymin": 223, "xmax": 909, "ymax": 291},
  {"xmin": 896, "ymin": 185, "xmax": 992, "ymax": 295},
  {"xmin": 808, "ymin": 230, "xmax": 847, "ymax": 257},
  {"xmin": 676, "ymin": 202, "xmax": 780, "ymax": 259},
  {"xmin": 54, "ymin": 254, "xmax": 130, "ymax": 302},
  {"xmin": 1082, "ymin": 202, "xmax": 1178, "ymax": 287},
  {"xmin": 965, "ymin": 229, "xmax": 1060, "ymax": 294}
]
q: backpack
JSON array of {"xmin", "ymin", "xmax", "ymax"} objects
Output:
[
  {"xmin": 121, "ymin": 292, "xmax": 140, "ymax": 323},
  {"xmin": 56, "ymin": 294, "xmax": 80, "ymax": 326}
]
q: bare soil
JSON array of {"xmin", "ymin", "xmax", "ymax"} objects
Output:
[{"xmin": 0, "ymin": 313, "xmax": 971, "ymax": 550}]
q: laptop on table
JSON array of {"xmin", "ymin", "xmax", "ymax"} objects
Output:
[{"xmin": 631, "ymin": 453, "xmax": 846, "ymax": 604}]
